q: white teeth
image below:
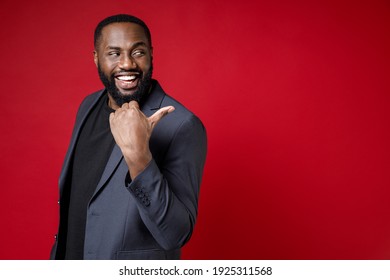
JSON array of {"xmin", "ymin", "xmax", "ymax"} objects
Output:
[{"xmin": 117, "ymin": 75, "xmax": 137, "ymax": 81}]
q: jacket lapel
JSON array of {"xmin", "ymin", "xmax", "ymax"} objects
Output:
[
  {"xmin": 141, "ymin": 80, "xmax": 166, "ymax": 116},
  {"xmin": 90, "ymin": 144, "xmax": 123, "ymax": 200},
  {"xmin": 59, "ymin": 90, "xmax": 105, "ymax": 194}
]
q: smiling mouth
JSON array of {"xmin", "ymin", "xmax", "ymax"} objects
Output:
[{"xmin": 115, "ymin": 73, "xmax": 140, "ymax": 90}]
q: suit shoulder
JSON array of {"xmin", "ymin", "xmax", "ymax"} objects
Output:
[
  {"xmin": 156, "ymin": 93, "xmax": 206, "ymax": 140},
  {"xmin": 150, "ymin": 93, "xmax": 206, "ymax": 163},
  {"xmin": 79, "ymin": 89, "xmax": 105, "ymax": 108},
  {"xmin": 161, "ymin": 94, "xmax": 203, "ymax": 126},
  {"xmin": 74, "ymin": 89, "xmax": 105, "ymax": 120}
]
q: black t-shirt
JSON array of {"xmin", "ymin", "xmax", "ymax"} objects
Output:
[{"xmin": 65, "ymin": 94, "xmax": 115, "ymax": 259}]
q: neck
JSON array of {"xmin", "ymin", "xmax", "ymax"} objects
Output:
[{"xmin": 107, "ymin": 94, "xmax": 120, "ymax": 110}]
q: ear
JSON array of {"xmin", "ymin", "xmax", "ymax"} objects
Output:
[
  {"xmin": 93, "ymin": 50, "xmax": 98, "ymax": 68},
  {"xmin": 150, "ymin": 47, "xmax": 153, "ymax": 59}
]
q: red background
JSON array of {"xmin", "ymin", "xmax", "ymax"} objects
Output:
[{"xmin": 0, "ymin": 0, "xmax": 389, "ymax": 259}]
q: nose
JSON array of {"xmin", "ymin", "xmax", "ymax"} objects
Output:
[{"xmin": 118, "ymin": 53, "xmax": 136, "ymax": 70}]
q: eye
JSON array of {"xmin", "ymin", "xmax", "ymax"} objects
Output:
[
  {"xmin": 108, "ymin": 51, "xmax": 120, "ymax": 57},
  {"xmin": 132, "ymin": 50, "xmax": 145, "ymax": 57}
]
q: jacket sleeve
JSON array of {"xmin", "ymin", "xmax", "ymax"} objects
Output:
[{"xmin": 124, "ymin": 114, "xmax": 207, "ymax": 250}]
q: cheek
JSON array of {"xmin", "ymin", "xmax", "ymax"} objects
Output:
[
  {"xmin": 102, "ymin": 65, "xmax": 118, "ymax": 78},
  {"xmin": 139, "ymin": 59, "xmax": 152, "ymax": 71},
  {"xmin": 99, "ymin": 56, "xmax": 118, "ymax": 71}
]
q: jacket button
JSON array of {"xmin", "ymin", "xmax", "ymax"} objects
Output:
[{"xmin": 142, "ymin": 198, "xmax": 150, "ymax": 206}]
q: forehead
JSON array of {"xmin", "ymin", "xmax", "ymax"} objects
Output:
[{"xmin": 99, "ymin": 22, "xmax": 149, "ymax": 48}]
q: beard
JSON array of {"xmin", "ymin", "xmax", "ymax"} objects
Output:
[{"xmin": 98, "ymin": 64, "xmax": 153, "ymax": 107}]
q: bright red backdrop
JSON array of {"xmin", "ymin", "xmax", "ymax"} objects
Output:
[{"xmin": 0, "ymin": 0, "xmax": 389, "ymax": 259}]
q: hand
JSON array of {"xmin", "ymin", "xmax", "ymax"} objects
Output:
[{"xmin": 109, "ymin": 101, "xmax": 175, "ymax": 179}]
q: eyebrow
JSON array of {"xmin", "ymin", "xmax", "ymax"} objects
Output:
[
  {"xmin": 106, "ymin": 46, "xmax": 121, "ymax": 51},
  {"xmin": 131, "ymin": 42, "xmax": 148, "ymax": 48},
  {"xmin": 106, "ymin": 42, "xmax": 148, "ymax": 51}
]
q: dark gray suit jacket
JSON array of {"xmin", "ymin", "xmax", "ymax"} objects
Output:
[{"xmin": 51, "ymin": 81, "xmax": 207, "ymax": 259}]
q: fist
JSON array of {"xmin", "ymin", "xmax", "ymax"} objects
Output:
[{"xmin": 109, "ymin": 101, "xmax": 175, "ymax": 178}]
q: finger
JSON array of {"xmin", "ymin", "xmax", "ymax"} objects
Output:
[
  {"xmin": 121, "ymin": 103, "xmax": 129, "ymax": 109},
  {"xmin": 128, "ymin": 101, "xmax": 140, "ymax": 110},
  {"xmin": 109, "ymin": 112, "xmax": 115, "ymax": 124},
  {"xmin": 148, "ymin": 106, "xmax": 175, "ymax": 129}
]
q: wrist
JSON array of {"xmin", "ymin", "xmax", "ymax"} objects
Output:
[{"xmin": 122, "ymin": 149, "xmax": 152, "ymax": 179}]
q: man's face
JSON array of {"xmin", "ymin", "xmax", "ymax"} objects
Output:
[{"xmin": 94, "ymin": 22, "xmax": 153, "ymax": 107}]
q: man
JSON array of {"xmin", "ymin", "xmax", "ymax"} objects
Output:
[{"xmin": 51, "ymin": 14, "xmax": 207, "ymax": 260}]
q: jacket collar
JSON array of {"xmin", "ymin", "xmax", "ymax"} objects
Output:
[{"xmin": 141, "ymin": 80, "xmax": 166, "ymax": 115}]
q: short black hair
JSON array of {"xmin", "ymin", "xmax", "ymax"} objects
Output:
[{"xmin": 94, "ymin": 14, "xmax": 152, "ymax": 49}]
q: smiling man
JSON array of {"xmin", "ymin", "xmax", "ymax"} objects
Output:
[{"xmin": 51, "ymin": 14, "xmax": 207, "ymax": 260}]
